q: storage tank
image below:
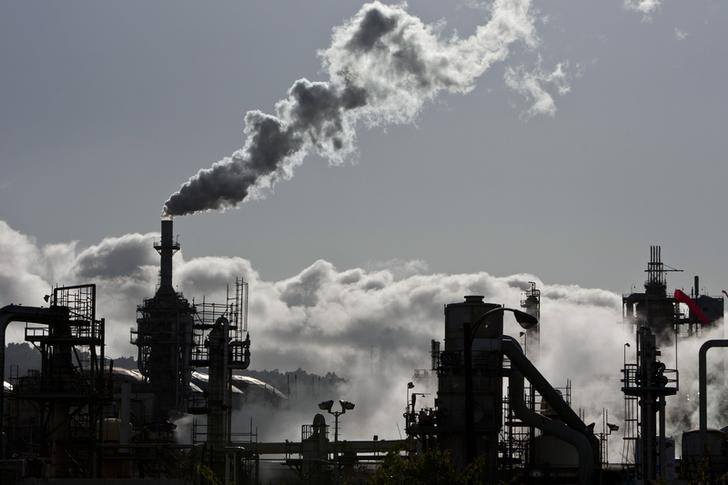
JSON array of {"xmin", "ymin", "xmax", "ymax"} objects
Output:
[
  {"xmin": 437, "ymin": 295, "xmax": 503, "ymax": 469},
  {"xmin": 534, "ymin": 434, "xmax": 578, "ymax": 468},
  {"xmin": 681, "ymin": 429, "xmax": 728, "ymax": 480}
]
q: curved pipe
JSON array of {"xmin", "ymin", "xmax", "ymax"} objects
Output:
[
  {"xmin": 698, "ymin": 340, "xmax": 728, "ymax": 439},
  {"xmin": 0, "ymin": 304, "xmax": 68, "ymax": 457},
  {"xmin": 502, "ymin": 336, "xmax": 598, "ymax": 485}
]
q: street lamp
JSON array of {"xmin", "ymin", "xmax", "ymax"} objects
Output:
[
  {"xmin": 318, "ymin": 400, "xmax": 334, "ymax": 412},
  {"xmin": 318, "ymin": 399, "xmax": 355, "ymax": 452},
  {"xmin": 463, "ymin": 306, "xmax": 538, "ymax": 465}
]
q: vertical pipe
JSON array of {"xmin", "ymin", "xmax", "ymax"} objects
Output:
[
  {"xmin": 529, "ymin": 385, "xmax": 536, "ymax": 466},
  {"xmin": 160, "ymin": 219, "xmax": 174, "ymax": 290},
  {"xmin": 120, "ymin": 382, "xmax": 131, "ymax": 450},
  {"xmin": 463, "ymin": 321, "xmax": 474, "ymax": 464},
  {"xmin": 0, "ymin": 318, "xmax": 6, "ymax": 459},
  {"xmin": 659, "ymin": 396, "xmax": 666, "ymax": 477},
  {"xmin": 699, "ymin": 340, "xmax": 728, "ymax": 442}
]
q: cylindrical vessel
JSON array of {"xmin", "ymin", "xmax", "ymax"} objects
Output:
[{"xmin": 437, "ymin": 295, "xmax": 503, "ymax": 470}]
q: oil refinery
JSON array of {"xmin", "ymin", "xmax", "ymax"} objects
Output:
[{"xmin": 0, "ymin": 218, "xmax": 724, "ymax": 484}]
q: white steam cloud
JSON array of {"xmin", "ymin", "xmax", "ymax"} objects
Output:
[
  {"xmin": 1, "ymin": 219, "xmax": 725, "ymax": 451},
  {"xmin": 624, "ymin": 0, "xmax": 661, "ymax": 21},
  {"xmin": 163, "ymin": 0, "xmax": 539, "ymax": 216},
  {"xmin": 674, "ymin": 28, "xmax": 689, "ymax": 41},
  {"xmin": 505, "ymin": 61, "xmax": 572, "ymax": 118}
]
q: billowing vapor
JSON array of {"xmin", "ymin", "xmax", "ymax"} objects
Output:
[
  {"xmin": 163, "ymin": 0, "xmax": 537, "ymax": 216},
  {"xmin": 624, "ymin": 0, "xmax": 661, "ymax": 20},
  {"xmin": 2, "ymin": 220, "xmax": 726, "ymax": 455},
  {"xmin": 504, "ymin": 61, "xmax": 571, "ymax": 118}
]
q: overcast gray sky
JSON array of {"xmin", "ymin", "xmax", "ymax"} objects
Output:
[{"xmin": 1, "ymin": 0, "xmax": 726, "ymax": 294}]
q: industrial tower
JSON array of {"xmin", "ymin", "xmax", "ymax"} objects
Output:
[{"xmin": 131, "ymin": 218, "xmax": 195, "ymax": 426}]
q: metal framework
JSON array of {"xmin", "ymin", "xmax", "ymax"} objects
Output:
[
  {"xmin": 499, "ymin": 381, "xmax": 572, "ymax": 476},
  {"xmin": 520, "ymin": 282, "xmax": 541, "ymax": 360},
  {"xmin": 130, "ymin": 288, "xmax": 195, "ymax": 423},
  {"xmin": 190, "ymin": 278, "xmax": 249, "ymax": 369},
  {"xmin": 187, "ymin": 278, "xmax": 251, "ymax": 482},
  {"xmin": 621, "ymin": 326, "xmax": 678, "ymax": 481},
  {"xmin": 621, "ymin": 245, "xmax": 722, "ymax": 340},
  {"xmin": 9, "ymin": 284, "xmax": 108, "ymax": 477}
]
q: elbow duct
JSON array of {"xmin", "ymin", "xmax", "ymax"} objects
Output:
[{"xmin": 502, "ymin": 336, "xmax": 599, "ymax": 485}]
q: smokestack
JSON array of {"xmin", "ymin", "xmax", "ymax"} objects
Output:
[{"xmin": 156, "ymin": 218, "xmax": 178, "ymax": 292}]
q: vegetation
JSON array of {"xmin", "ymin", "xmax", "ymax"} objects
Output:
[{"xmin": 368, "ymin": 449, "xmax": 488, "ymax": 485}]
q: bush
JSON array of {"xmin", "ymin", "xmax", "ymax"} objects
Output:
[{"xmin": 368, "ymin": 449, "xmax": 488, "ymax": 485}]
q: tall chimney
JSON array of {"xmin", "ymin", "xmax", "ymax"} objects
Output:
[{"xmin": 156, "ymin": 218, "xmax": 178, "ymax": 291}]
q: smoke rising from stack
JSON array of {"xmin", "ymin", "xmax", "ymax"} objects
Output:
[{"xmin": 163, "ymin": 0, "xmax": 537, "ymax": 216}]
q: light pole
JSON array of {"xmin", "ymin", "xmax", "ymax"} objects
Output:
[
  {"xmin": 318, "ymin": 399, "xmax": 355, "ymax": 461},
  {"xmin": 405, "ymin": 382, "xmax": 414, "ymax": 432},
  {"xmin": 463, "ymin": 306, "xmax": 538, "ymax": 466}
]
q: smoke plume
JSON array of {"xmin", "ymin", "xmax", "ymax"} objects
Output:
[{"xmin": 163, "ymin": 0, "xmax": 537, "ymax": 216}]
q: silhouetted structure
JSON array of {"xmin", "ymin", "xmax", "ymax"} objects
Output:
[
  {"xmin": 520, "ymin": 281, "xmax": 541, "ymax": 361},
  {"xmin": 3, "ymin": 233, "xmax": 728, "ymax": 484},
  {"xmin": 679, "ymin": 339, "xmax": 728, "ymax": 480},
  {"xmin": 621, "ymin": 326, "xmax": 678, "ymax": 481},
  {"xmin": 131, "ymin": 218, "xmax": 195, "ymax": 425},
  {"xmin": 427, "ymin": 295, "xmax": 599, "ymax": 484},
  {"xmin": 623, "ymin": 245, "xmax": 723, "ymax": 341},
  {"xmin": 0, "ymin": 285, "xmax": 110, "ymax": 478}
]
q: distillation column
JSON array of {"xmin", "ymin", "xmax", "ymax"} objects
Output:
[{"xmin": 133, "ymin": 219, "xmax": 195, "ymax": 426}]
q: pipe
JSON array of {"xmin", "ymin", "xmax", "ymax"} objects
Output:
[
  {"xmin": 0, "ymin": 304, "xmax": 68, "ymax": 457},
  {"xmin": 159, "ymin": 219, "xmax": 175, "ymax": 290},
  {"xmin": 698, "ymin": 340, "xmax": 728, "ymax": 441},
  {"xmin": 120, "ymin": 382, "xmax": 131, "ymax": 449},
  {"xmin": 502, "ymin": 336, "xmax": 598, "ymax": 484},
  {"xmin": 463, "ymin": 321, "xmax": 474, "ymax": 464},
  {"xmin": 503, "ymin": 336, "xmax": 591, "ymax": 435}
]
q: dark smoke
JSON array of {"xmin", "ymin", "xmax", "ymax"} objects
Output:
[
  {"xmin": 164, "ymin": 0, "xmax": 537, "ymax": 216},
  {"xmin": 346, "ymin": 8, "xmax": 398, "ymax": 52}
]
